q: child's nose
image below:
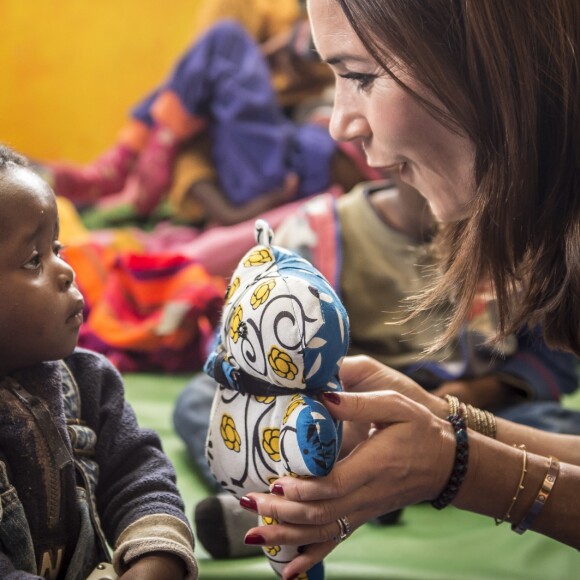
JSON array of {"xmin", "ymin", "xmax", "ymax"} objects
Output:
[{"xmin": 58, "ymin": 261, "xmax": 76, "ymax": 291}]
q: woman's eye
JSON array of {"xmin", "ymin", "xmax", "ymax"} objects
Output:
[
  {"xmin": 24, "ymin": 252, "xmax": 42, "ymax": 270},
  {"xmin": 340, "ymin": 72, "xmax": 375, "ymax": 91}
]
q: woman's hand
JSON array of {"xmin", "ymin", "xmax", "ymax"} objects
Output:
[
  {"xmin": 337, "ymin": 355, "xmax": 449, "ymax": 456},
  {"xmin": 243, "ymin": 382, "xmax": 457, "ymax": 580}
]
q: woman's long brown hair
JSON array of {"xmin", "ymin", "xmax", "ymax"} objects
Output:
[{"xmin": 334, "ymin": 0, "xmax": 580, "ymax": 355}]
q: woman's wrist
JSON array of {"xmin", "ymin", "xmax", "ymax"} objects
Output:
[
  {"xmin": 431, "ymin": 393, "xmax": 452, "ymax": 419},
  {"xmin": 452, "ymin": 432, "xmax": 548, "ymax": 522}
]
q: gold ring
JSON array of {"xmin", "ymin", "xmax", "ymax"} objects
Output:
[{"xmin": 334, "ymin": 515, "xmax": 352, "ymax": 544}]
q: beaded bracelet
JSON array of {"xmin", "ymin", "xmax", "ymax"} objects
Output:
[
  {"xmin": 431, "ymin": 414, "xmax": 469, "ymax": 510},
  {"xmin": 495, "ymin": 444, "xmax": 527, "ymax": 525},
  {"xmin": 512, "ymin": 456, "xmax": 560, "ymax": 534}
]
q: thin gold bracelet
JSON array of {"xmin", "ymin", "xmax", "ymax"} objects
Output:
[{"xmin": 495, "ymin": 444, "xmax": 527, "ymax": 525}]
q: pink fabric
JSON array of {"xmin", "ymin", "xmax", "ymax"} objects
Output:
[{"xmin": 179, "ymin": 187, "xmax": 342, "ymax": 278}]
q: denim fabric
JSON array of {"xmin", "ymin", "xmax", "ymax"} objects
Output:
[
  {"xmin": 173, "ymin": 374, "xmax": 222, "ymax": 492},
  {"xmin": 0, "ymin": 461, "xmax": 36, "ymax": 574},
  {"xmin": 64, "ymin": 487, "xmax": 101, "ymax": 580},
  {"xmin": 0, "ymin": 365, "xmax": 104, "ymax": 578},
  {"xmin": 61, "ymin": 362, "xmax": 110, "ymax": 565},
  {"xmin": 498, "ymin": 401, "xmax": 580, "ymax": 435}
]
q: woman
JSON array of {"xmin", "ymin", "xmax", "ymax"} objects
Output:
[{"xmin": 238, "ymin": 1, "xmax": 580, "ymax": 578}]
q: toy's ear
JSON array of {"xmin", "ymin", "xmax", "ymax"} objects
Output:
[
  {"xmin": 206, "ymin": 219, "xmax": 350, "ymax": 393},
  {"xmin": 254, "ymin": 218, "xmax": 273, "ymax": 246}
]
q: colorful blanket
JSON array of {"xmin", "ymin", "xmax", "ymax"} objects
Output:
[{"xmin": 59, "ymin": 197, "xmax": 226, "ymax": 373}]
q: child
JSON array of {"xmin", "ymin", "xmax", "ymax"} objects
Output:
[
  {"xmin": 0, "ymin": 145, "xmax": 197, "ymax": 578},
  {"xmin": 43, "ymin": 21, "xmax": 372, "ymax": 221}
]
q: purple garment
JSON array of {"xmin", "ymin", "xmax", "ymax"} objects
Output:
[{"xmin": 132, "ymin": 20, "xmax": 336, "ymax": 204}]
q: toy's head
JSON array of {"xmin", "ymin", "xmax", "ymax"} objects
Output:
[{"xmin": 205, "ymin": 219, "xmax": 349, "ymax": 397}]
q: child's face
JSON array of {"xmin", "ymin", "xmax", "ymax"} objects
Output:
[{"xmin": 0, "ymin": 165, "xmax": 84, "ymax": 375}]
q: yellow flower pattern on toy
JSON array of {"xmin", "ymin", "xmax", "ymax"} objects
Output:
[
  {"xmin": 229, "ymin": 305, "xmax": 243, "ymax": 343},
  {"xmin": 262, "ymin": 516, "xmax": 281, "ymax": 556},
  {"xmin": 262, "ymin": 428, "xmax": 280, "ymax": 462},
  {"xmin": 251, "ymin": 279, "xmax": 276, "ymax": 310},
  {"xmin": 255, "ymin": 395, "xmax": 275, "ymax": 404},
  {"xmin": 244, "ymin": 248, "xmax": 273, "ymax": 267},
  {"xmin": 268, "ymin": 346, "xmax": 298, "ymax": 380},
  {"xmin": 283, "ymin": 394, "xmax": 304, "ymax": 424},
  {"xmin": 225, "ymin": 276, "xmax": 240, "ymax": 304},
  {"xmin": 220, "ymin": 414, "xmax": 241, "ymax": 452}
]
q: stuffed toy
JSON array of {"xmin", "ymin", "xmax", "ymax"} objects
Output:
[{"xmin": 204, "ymin": 220, "xmax": 350, "ymax": 579}]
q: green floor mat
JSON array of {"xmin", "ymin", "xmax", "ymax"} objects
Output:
[{"xmin": 123, "ymin": 373, "xmax": 580, "ymax": 580}]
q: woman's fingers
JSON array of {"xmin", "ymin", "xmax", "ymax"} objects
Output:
[
  {"xmin": 245, "ymin": 512, "xmax": 359, "ymax": 547},
  {"xmin": 281, "ymin": 541, "xmax": 336, "ymax": 580},
  {"xmin": 244, "ymin": 509, "xmax": 376, "ymax": 580},
  {"xmin": 339, "ymin": 355, "xmax": 392, "ymax": 392},
  {"xmin": 339, "ymin": 356, "xmax": 447, "ymax": 416}
]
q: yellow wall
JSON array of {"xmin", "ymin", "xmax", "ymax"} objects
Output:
[{"xmin": 0, "ymin": 1, "xmax": 202, "ymax": 162}]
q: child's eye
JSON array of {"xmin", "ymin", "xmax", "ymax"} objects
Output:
[
  {"xmin": 53, "ymin": 241, "xmax": 64, "ymax": 257},
  {"xmin": 23, "ymin": 252, "xmax": 42, "ymax": 271},
  {"xmin": 339, "ymin": 72, "xmax": 376, "ymax": 92}
]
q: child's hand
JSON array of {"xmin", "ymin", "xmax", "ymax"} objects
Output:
[{"xmin": 119, "ymin": 553, "xmax": 186, "ymax": 580}]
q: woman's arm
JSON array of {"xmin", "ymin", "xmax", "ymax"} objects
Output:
[
  {"xmin": 242, "ymin": 356, "xmax": 580, "ymax": 579},
  {"xmin": 185, "ymin": 174, "xmax": 298, "ymax": 226}
]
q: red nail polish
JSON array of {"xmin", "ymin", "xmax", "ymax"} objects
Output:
[
  {"xmin": 244, "ymin": 533, "xmax": 266, "ymax": 545},
  {"xmin": 271, "ymin": 483, "xmax": 285, "ymax": 496},
  {"xmin": 240, "ymin": 496, "xmax": 258, "ymax": 512},
  {"xmin": 322, "ymin": 391, "xmax": 341, "ymax": 405}
]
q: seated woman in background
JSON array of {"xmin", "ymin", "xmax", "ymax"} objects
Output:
[{"xmin": 41, "ymin": 15, "xmax": 363, "ymax": 225}]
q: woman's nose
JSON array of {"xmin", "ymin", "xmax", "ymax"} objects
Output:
[{"xmin": 329, "ymin": 89, "xmax": 370, "ymax": 143}]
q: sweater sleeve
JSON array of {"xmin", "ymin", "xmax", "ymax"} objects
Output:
[
  {"xmin": 494, "ymin": 326, "xmax": 579, "ymax": 401},
  {"xmin": 112, "ymin": 515, "xmax": 197, "ymax": 579},
  {"xmin": 64, "ymin": 349, "xmax": 197, "ymax": 578}
]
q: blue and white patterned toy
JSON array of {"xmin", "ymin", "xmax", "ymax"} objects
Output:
[{"xmin": 205, "ymin": 220, "xmax": 350, "ymax": 579}]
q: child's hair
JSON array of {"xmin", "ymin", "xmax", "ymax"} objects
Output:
[{"xmin": 0, "ymin": 145, "xmax": 27, "ymax": 171}]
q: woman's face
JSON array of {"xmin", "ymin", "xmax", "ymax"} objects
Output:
[{"xmin": 308, "ymin": 0, "xmax": 476, "ymax": 223}]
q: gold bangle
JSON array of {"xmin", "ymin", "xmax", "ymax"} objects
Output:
[
  {"xmin": 444, "ymin": 394, "xmax": 459, "ymax": 416},
  {"xmin": 443, "ymin": 396, "xmax": 497, "ymax": 438},
  {"xmin": 512, "ymin": 456, "xmax": 560, "ymax": 534},
  {"xmin": 467, "ymin": 404, "xmax": 482, "ymax": 433},
  {"xmin": 467, "ymin": 404, "xmax": 497, "ymax": 438},
  {"xmin": 485, "ymin": 409, "xmax": 497, "ymax": 439},
  {"xmin": 459, "ymin": 402, "xmax": 469, "ymax": 428},
  {"xmin": 495, "ymin": 445, "xmax": 527, "ymax": 525}
]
